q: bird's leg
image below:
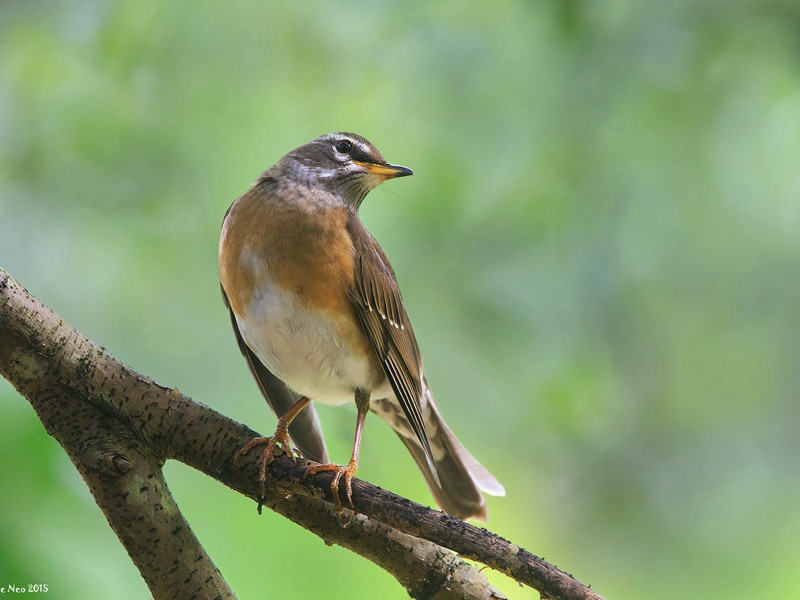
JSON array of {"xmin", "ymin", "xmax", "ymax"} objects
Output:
[
  {"xmin": 304, "ymin": 388, "xmax": 370, "ymax": 513},
  {"xmin": 234, "ymin": 395, "xmax": 311, "ymax": 498}
]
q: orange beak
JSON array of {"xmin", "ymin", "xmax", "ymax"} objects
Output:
[{"xmin": 355, "ymin": 161, "xmax": 414, "ymax": 180}]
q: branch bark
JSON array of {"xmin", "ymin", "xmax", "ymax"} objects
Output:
[{"xmin": 0, "ymin": 267, "xmax": 604, "ymax": 600}]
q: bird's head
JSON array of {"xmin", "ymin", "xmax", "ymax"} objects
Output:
[{"xmin": 272, "ymin": 132, "xmax": 413, "ymax": 208}]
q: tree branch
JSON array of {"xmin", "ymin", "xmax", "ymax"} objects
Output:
[{"xmin": 0, "ymin": 268, "xmax": 603, "ymax": 600}]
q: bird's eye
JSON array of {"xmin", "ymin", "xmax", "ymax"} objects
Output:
[{"xmin": 335, "ymin": 140, "xmax": 353, "ymax": 154}]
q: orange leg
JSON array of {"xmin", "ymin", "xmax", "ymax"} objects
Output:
[
  {"xmin": 305, "ymin": 388, "xmax": 370, "ymax": 512},
  {"xmin": 234, "ymin": 396, "xmax": 311, "ymax": 497}
]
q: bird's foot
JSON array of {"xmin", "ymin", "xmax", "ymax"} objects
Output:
[
  {"xmin": 304, "ymin": 459, "xmax": 359, "ymax": 514},
  {"xmin": 234, "ymin": 426, "xmax": 296, "ymax": 507}
]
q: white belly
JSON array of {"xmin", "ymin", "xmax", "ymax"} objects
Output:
[{"xmin": 236, "ymin": 280, "xmax": 389, "ymax": 406}]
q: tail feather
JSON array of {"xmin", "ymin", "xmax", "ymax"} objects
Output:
[
  {"xmin": 374, "ymin": 389, "xmax": 504, "ymax": 522},
  {"xmin": 429, "ymin": 400, "xmax": 506, "ymax": 497}
]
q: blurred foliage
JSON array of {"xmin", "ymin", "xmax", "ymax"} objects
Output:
[{"xmin": 2, "ymin": 0, "xmax": 800, "ymax": 598}]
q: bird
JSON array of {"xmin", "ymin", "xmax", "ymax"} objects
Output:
[{"xmin": 218, "ymin": 132, "xmax": 504, "ymax": 521}]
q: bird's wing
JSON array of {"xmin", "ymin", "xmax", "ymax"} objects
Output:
[
  {"xmin": 345, "ymin": 214, "xmax": 437, "ymax": 475},
  {"xmin": 221, "ymin": 285, "xmax": 329, "ymax": 463}
]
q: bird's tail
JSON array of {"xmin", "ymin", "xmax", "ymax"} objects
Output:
[{"xmin": 373, "ymin": 386, "xmax": 505, "ymax": 521}]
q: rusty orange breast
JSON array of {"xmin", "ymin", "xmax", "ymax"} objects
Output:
[{"xmin": 219, "ymin": 186, "xmax": 375, "ymax": 362}]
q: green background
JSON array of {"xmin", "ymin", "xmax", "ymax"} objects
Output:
[{"xmin": 2, "ymin": 1, "xmax": 800, "ymax": 598}]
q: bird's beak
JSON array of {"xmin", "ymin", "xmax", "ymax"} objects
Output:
[{"xmin": 355, "ymin": 161, "xmax": 414, "ymax": 180}]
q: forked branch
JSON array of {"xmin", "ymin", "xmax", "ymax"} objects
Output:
[{"xmin": 0, "ymin": 268, "xmax": 603, "ymax": 600}]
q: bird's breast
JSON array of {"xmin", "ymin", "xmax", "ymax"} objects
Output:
[
  {"xmin": 219, "ymin": 192, "xmax": 383, "ymax": 403},
  {"xmin": 235, "ymin": 280, "xmax": 386, "ymax": 404}
]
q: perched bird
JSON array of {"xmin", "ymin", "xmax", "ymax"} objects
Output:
[{"xmin": 219, "ymin": 133, "xmax": 504, "ymax": 520}]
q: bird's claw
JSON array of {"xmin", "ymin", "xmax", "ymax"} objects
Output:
[
  {"xmin": 234, "ymin": 428, "xmax": 295, "ymax": 507},
  {"xmin": 303, "ymin": 459, "xmax": 359, "ymax": 513}
]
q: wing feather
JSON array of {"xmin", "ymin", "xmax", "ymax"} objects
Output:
[{"xmin": 345, "ymin": 215, "xmax": 436, "ymax": 473}]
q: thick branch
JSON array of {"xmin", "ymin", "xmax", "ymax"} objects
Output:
[
  {"xmin": 0, "ymin": 268, "xmax": 603, "ymax": 600},
  {"xmin": 0, "ymin": 275, "xmax": 235, "ymax": 599}
]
